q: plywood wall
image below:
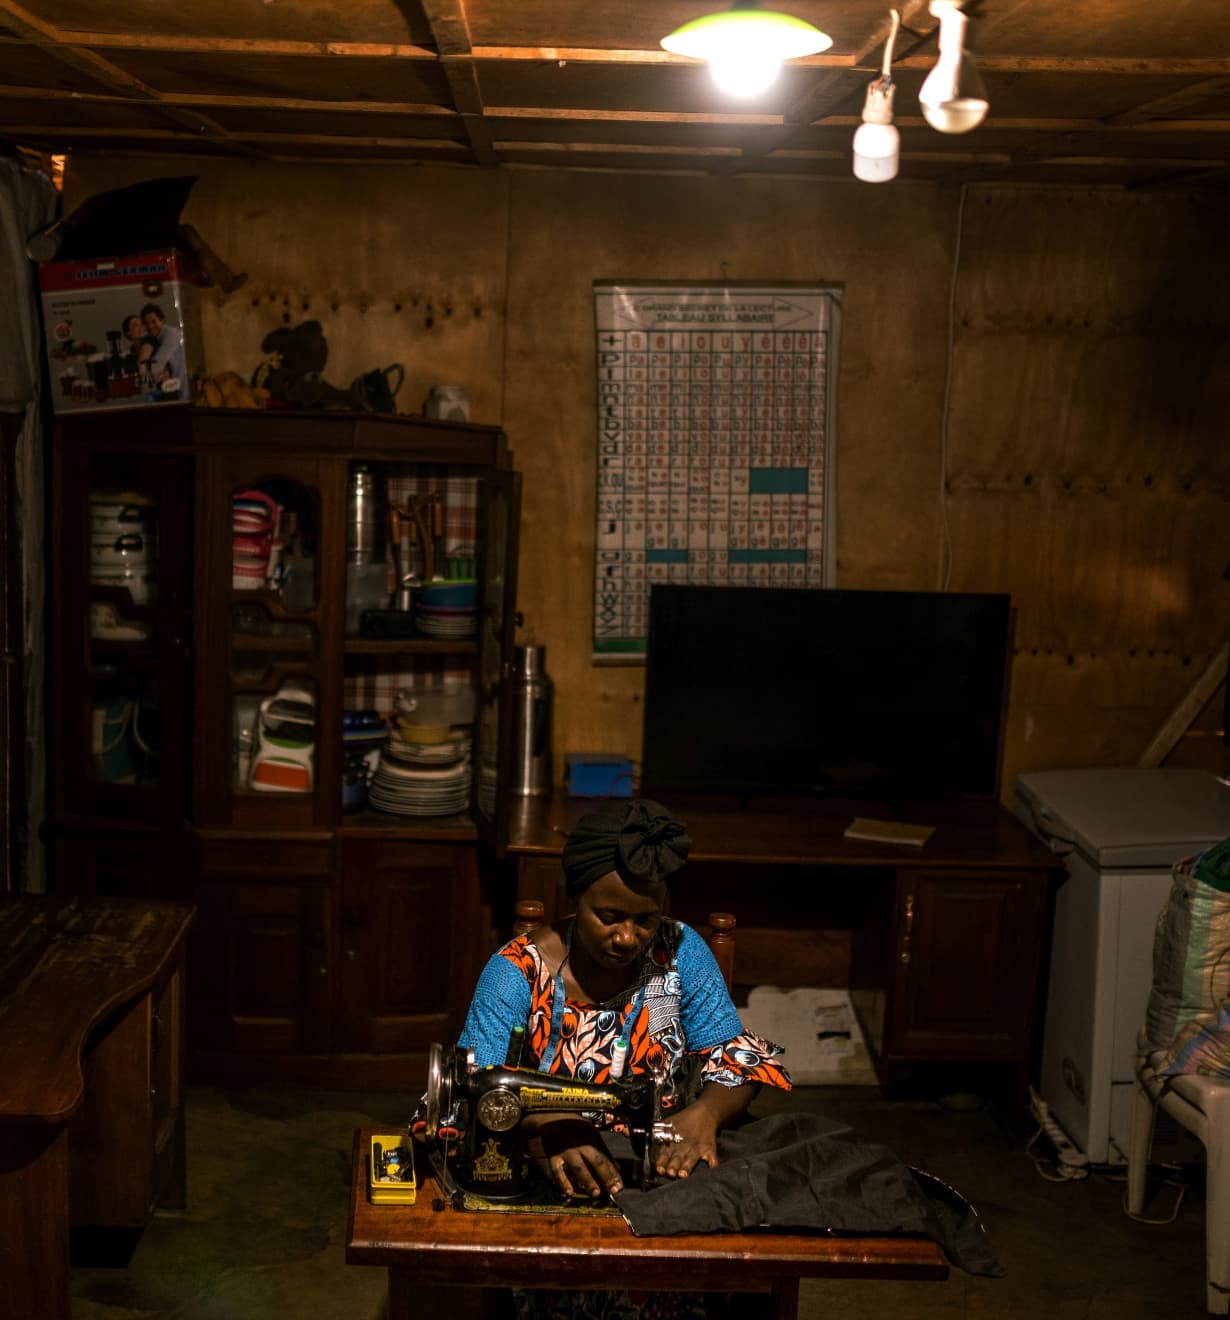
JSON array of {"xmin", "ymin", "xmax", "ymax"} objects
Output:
[{"xmin": 63, "ymin": 158, "xmax": 1230, "ymax": 798}]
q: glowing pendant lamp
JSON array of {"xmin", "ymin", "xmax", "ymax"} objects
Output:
[{"xmin": 661, "ymin": 3, "xmax": 833, "ymax": 98}]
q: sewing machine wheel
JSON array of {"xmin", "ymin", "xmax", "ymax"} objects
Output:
[{"xmin": 424, "ymin": 1042, "xmax": 447, "ymax": 1139}]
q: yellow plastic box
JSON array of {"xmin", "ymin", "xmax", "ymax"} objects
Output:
[{"xmin": 369, "ymin": 1133, "xmax": 417, "ymax": 1205}]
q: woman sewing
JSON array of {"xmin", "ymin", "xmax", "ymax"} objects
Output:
[
  {"xmin": 451, "ymin": 800, "xmax": 998, "ymax": 1316},
  {"xmin": 458, "ymin": 797, "xmax": 791, "ymax": 1201}
]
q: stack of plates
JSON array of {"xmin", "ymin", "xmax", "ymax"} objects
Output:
[
  {"xmin": 368, "ymin": 729, "xmax": 472, "ymax": 816},
  {"xmin": 413, "ymin": 603, "xmax": 477, "ymax": 639},
  {"xmin": 414, "ymin": 580, "xmax": 477, "ymax": 640}
]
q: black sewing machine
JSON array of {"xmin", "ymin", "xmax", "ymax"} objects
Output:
[{"xmin": 421, "ymin": 1042, "xmax": 677, "ymax": 1210}]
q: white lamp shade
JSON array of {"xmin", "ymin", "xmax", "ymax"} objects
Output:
[{"xmin": 852, "ymin": 122, "xmax": 900, "ymax": 182}]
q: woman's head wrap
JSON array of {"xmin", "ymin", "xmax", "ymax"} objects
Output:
[{"xmin": 562, "ymin": 799, "xmax": 691, "ymax": 897}]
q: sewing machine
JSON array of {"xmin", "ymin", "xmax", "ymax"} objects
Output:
[{"xmin": 421, "ymin": 1042, "xmax": 677, "ymax": 1209}]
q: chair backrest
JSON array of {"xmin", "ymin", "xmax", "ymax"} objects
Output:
[{"xmin": 512, "ymin": 898, "xmax": 737, "ymax": 989}]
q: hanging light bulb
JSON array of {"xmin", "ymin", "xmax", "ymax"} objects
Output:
[
  {"xmin": 918, "ymin": 0, "xmax": 988, "ymax": 134},
  {"xmin": 853, "ymin": 83, "xmax": 899, "ymax": 182},
  {"xmin": 852, "ymin": 10, "xmax": 900, "ymax": 183},
  {"xmin": 661, "ymin": 3, "xmax": 832, "ymax": 98}
]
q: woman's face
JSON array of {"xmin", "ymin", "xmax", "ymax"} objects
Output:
[
  {"xmin": 573, "ymin": 871, "xmax": 664, "ymax": 971},
  {"xmin": 123, "ymin": 316, "xmax": 143, "ymax": 342}
]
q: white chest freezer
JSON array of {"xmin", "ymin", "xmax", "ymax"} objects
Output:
[{"xmin": 1015, "ymin": 766, "xmax": 1230, "ymax": 1164}]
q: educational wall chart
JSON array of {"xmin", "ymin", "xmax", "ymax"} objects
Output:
[{"xmin": 592, "ymin": 283, "xmax": 841, "ymax": 661}]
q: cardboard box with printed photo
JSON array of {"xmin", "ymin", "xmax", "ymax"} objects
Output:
[{"xmin": 40, "ymin": 250, "xmax": 204, "ymax": 414}]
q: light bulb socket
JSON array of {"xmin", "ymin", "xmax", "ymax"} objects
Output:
[{"xmin": 861, "ymin": 76, "xmax": 896, "ymax": 126}]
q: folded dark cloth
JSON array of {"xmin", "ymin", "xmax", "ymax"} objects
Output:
[{"xmin": 612, "ymin": 1111, "xmax": 1002, "ymax": 1278}]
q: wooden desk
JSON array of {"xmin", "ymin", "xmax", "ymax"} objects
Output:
[
  {"xmin": 346, "ymin": 1129, "xmax": 949, "ymax": 1320},
  {"xmin": 0, "ymin": 896, "xmax": 194, "ymax": 1320},
  {"xmin": 507, "ymin": 792, "xmax": 1062, "ymax": 1091}
]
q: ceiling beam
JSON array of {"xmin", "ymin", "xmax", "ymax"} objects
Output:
[
  {"xmin": 417, "ymin": 0, "xmax": 495, "ymax": 165},
  {"xmin": 4, "ymin": 33, "xmax": 435, "ymax": 59},
  {"xmin": 0, "ymin": 0, "xmax": 267, "ymax": 159},
  {"xmin": 1108, "ymin": 76, "xmax": 1230, "ymax": 125},
  {"xmin": 10, "ymin": 30, "xmax": 1230, "ymax": 77}
]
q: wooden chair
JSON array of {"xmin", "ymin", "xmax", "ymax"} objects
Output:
[{"xmin": 512, "ymin": 899, "xmax": 737, "ymax": 988}]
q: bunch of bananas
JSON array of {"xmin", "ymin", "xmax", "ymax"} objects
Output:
[{"xmin": 194, "ymin": 371, "xmax": 271, "ymax": 410}]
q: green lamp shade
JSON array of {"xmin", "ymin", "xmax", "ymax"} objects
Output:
[{"xmin": 661, "ymin": 9, "xmax": 833, "ymax": 61}]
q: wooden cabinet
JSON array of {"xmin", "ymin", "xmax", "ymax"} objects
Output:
[
  {"xmin": 67, "ymin": 943, "xmax": 186, "ymax": 1226},
  {"xmin": 860, "ymin": 867, "xmax": 1050, "ymax": 1066},
  {"xmin": 47, "ymin": 408, "xmax": 522, "ymax": 1086}
]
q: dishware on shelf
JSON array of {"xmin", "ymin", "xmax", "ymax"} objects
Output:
[{"xmin": 249, "ymin": 681, "xmax": 316, "ymax": 792}]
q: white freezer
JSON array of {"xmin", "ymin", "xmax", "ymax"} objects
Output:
[{"xmin": 1015, "ymin": 767, "xmax": 1230, "ymax": 1164}]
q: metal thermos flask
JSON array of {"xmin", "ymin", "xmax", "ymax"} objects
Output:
[
  {"xmin": 510, "ymin": 645, "xmax": 553, "ymax": 796},
  {"xmin": 346, "ymin": 463, "xmax": 387, "ymax": 564}
]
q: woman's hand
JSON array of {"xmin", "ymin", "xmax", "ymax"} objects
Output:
[
  {"xmin": 521, "ymin": 1114, "xmax": 624, "ymax": 1199},
  {"xmin": 654, "ymin": 1103, "xmax": 720, "ymax": 1178},
  {"xmin": 652, "ymin": 1080, "xmax": 759, "ymax": 1179}
]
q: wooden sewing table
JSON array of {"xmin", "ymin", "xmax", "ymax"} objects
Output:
[{"xmin": 346, "ymin": 1129, "xmax": 949, "ymax": 1319}]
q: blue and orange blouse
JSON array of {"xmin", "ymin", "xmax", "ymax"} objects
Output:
[{"xmin": 459, "ymin": 920, "xmax": 791, "ymax": 1098}]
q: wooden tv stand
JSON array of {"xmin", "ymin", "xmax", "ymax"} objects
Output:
[{"xmin": 506, "ymin": 792, "xmax": 1061, "ymax": 1098}]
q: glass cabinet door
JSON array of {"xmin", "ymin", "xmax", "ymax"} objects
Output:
[
  {"xmin": 55, "ymin": 448, "xmax": 191, "ymax": 823},
  {"xmin": 473, "ymin": 468, "xmax": 522, "ymax": 849},
  {"xmin": 195, "ymin": 455, "xmax": 338, "ymax": 829},
  {"xmin": 340, "ymin": 460, "xmax": 483, "ymax": 828}
]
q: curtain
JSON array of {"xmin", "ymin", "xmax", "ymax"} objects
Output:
[{"xmin": 0, "ymin": 152, "xmax": 59, "ymax": 891}]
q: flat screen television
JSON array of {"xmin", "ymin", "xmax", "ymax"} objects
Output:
[{"xmin": 641, "ymin": 585, "xmax": 1013, "ymax": 801}]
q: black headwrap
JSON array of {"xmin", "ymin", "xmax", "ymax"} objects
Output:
[{"xmin": 562, "ymin": 799, "xmax": 691, "ymax": 897}]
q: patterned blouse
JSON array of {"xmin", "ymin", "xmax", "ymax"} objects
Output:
[{"xmin": 458, "ymin": 920, "xmax": 791, "ymax": 1100}]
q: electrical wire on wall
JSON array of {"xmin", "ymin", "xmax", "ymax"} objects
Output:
[{"xmin": 936, "ymin": 182, "xmax": 969, "ymax": 593}]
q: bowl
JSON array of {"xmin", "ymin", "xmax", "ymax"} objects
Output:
[{"xmin": 417, "ymin": 580, "xmax": 477, "ymax": 609}]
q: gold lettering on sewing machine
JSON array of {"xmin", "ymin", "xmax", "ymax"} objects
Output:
[
  {"xmin": 472, "ymin": 1138, "xmax": 515, "ymax": 1181},
  {"xmin": 521, "ymin": 1086, "xmax": 618, "ymax": 1110}
]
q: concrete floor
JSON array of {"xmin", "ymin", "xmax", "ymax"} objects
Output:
[{"xmin": 70, "ymin": 1081, "xmax": 1211, "ymax": 1319}]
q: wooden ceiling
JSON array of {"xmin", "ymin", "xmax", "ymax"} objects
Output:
[{"xmin": 1, "ymin": 0, "xmax": 1228, "ymax": 188}]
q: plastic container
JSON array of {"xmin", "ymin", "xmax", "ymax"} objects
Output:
[
  {"xmin": 423, "ymin": 385, "xmax": 470, "ymax": 422},
  {"xmin": 395, "ymin": 680, "xmax": 476, "ymax": 727}
]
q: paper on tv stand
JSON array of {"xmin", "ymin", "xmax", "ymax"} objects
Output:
[{"xmin": 843, "ymin": 817, "xmax": 935, "ymax": 847}]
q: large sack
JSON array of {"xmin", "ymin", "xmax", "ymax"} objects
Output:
[{"xmin": 1145, "ymin": 839, "xmax": 1230, "ymax": 1079}]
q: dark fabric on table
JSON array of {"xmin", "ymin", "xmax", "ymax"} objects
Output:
[{"xmin": 611, "ymin": 1111, "xmax": 1002, "ymax": 1278}]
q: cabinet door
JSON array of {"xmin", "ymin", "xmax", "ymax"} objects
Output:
[
  {"xmin": 52, "ymin": 445, "xmax": 192, "ymax": 826},
  {"xmin": 194, "ymin": 453, "xmax": 342, "ymax": 831},
  {"xmin": 190, "ymin": 840, "xmax": 335, "ymax": 1059},
  {"xmin": 337, "ymin": 839, "xmax": 482, "ymax": 1054},
  {"xmin": 473, "ymin": 467, "xmax": 521, "ymax": 851},
  {"xmin": 885, "ymin": 869, "xmax": 1048, "ymax": 1062}
]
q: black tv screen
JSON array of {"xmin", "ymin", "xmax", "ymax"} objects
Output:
[{"xmin": 641, "ymin": 585, "xmax": 1013, "ymax": 800}]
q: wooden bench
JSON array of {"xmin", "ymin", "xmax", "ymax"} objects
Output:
[{"xmin": 0, "ymin": 896, "xmax": 193, "ymax": 1320}]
